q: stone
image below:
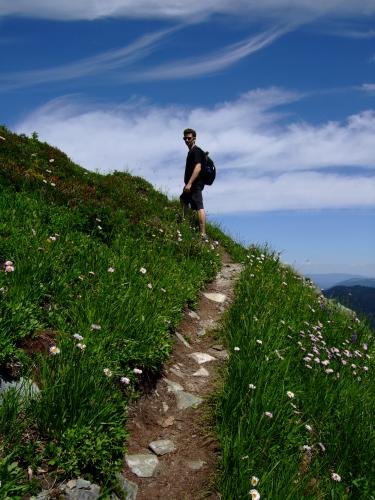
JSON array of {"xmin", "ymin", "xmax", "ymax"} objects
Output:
[
  {"xmin": 149, "ymin": 439, "xmax": 176, "ymax": 455},
  {"xmin": 192, "ymin": 367, "xmax": 210, "ymax": 377},
  {"xmin": 157, "ymin": 415, "xmax": 175, "ymax": 427},
  {"xmin": 115, "ymin": 472, "xmax": 138, "ymax": 500},
  {"xmin": 76, "ymin": 479, "xmax": 92, "ymax": 489},
  {"xmin": 211, "ymin": 344, "xmax": 224, "ymax": 351},
  {"xmin": 34, "ymin": 492, "xmax": 50, "ymax": 500},
  {"xmin": 208, "ymin": 348, "xmax": 229, "ymax": 360},
  {"xmin": 175, "ymin": 332, "xmax": 191, "ymax": 348},
  {"xmin": 189, "ymin": 352, "xmax": 216, "ymax": 364},
  {"xmin": 203, "ymin": 292, "xmax": 227, "ymax": 303},
  {"xmin": 170, "ymin": 367, "xmax": 184, "ymax": 378},
  {"xmin": 125, "ymin": 454, "xmax": 160, "ymax": 478},
  {"xmin": 176, "ymin": 391, "xmax": 203, "ymax": 410},
  {"xmin": 188, "ymin": 311, "xmax": 200, "ymax": 320},
  {"xmin": 164, "ymin": 378, "xmax": 183, "ymax": 392},
  {"xmin": 186, "ymin": 460, "xmax": 206, "ymax": 470},
  {"xmin": 0, "ymin": 376, "xmax": 40, "ymax": 397},
  {"xmin": 62, "ymin": 481, "xmax": 100, "ymax": 500}
]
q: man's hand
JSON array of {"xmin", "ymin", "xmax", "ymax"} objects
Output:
[{"xmin": 183, "ymin": 183, "xmax": 192, "ymax": 193}]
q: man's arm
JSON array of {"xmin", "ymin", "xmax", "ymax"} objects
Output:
[{"xmin": 184, "ymin": 163, "xmax": 201, "ymax": 192}]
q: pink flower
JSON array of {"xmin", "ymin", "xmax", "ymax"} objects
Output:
[
  {"xmin": 321, "ymin": 359, "xmax": 330, "ymax": 366},
  {"xmin": 4, "ymin": 261, "xmax": 13, "ymax": 266},
  {"xmin": 139, "ymin": 267, "xmax": 147, "ymax": 274},
  {"xmin": 363, "ymin": 366, "xmax": 369, "ymax": 371},
  {"xmin": 234, "ymin": 346, "xmax": 240, "ymax": 351},
  {"xmin": 5, "ymin": 266, "xmax": 14, "ymax": 272},
  {"xmin": 133, "ymin": 368, "xmax": 142, "ymax": 374},
  {"xmin": 49, "ymin": 345, "xmax": 60, "ymax": 355},
  {"xmin": 325, "ymin": 368, "xmax": 334, "ymax": 374},
  {"xmin": 76, "ymin": 343, "xmax": 86, "ymax": 350},
  {"xmin": 147, "ymin": 283, "xmax": 153, "ymax": 289},
  {"xmin": 331, "ymin": 472, "xmax": 341, "ymax": 482},
  {"xmin": 107, "ymin": 267, "xmax": 115, "ymax": 273},
  {"xmin": 249, "ymin": 489, "xmax": 260, "ymax": 500},
  {"xmin": 341, "ymin": 359, "xmax": 347, "ymax": 365},
  {"xmin": 73, "ymin": 333, "xmax": 84, "ymax": 341},
  {"xmin": 91, "ymin": 324, "xmax": 101, "ymax": 331},
  {"xmin": 103, "ymin": 368, "xmax": 112, "ymax": 377},
  {"xmin": 120, "ymin": 377, "xmax": 130, "ymax": 385},
  {"xmin": 264, "ymin": 411, "xmax": 273, "ymax": 418}
]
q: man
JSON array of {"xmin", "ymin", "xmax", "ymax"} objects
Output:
[{"xmin": 180, "ymin": 128, "xmax": 207, "ymax": 239}]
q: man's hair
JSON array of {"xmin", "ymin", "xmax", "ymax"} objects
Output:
[{"xmin": 183, "ymin": 128, "xmax": 196, "ymax": 138}]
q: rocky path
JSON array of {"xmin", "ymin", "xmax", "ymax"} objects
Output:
[{"xmin": 123, "ymin": 255, "xmax": 243, "ymax": 499}]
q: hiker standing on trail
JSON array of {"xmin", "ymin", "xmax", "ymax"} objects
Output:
[{"xmin": 180, "ymin": 128, "xmax": 207, "ymax": 239}]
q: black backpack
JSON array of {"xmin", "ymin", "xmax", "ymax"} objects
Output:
[{"xmin": 201, "ymin": 151, "xmax": 216, "ymax": 185}]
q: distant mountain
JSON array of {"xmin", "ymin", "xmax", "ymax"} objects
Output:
[
  {"xmin": 335, "ymin": 278, "xmax": 375, "ymax": 288},
  {"xmin": 307, "ymin": 273, "xmax": 367, "ymax": 290},
  {"xmin": 324, "ymin": 285, "xmax": 375, "ymax": 329}
]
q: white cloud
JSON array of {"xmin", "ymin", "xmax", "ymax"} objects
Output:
[
  {"xmin": 204, "ymin": 172, "xmax": 375, "ymax": 213},
  {"xmin": 0, "ymin": 27, "xmax": 176, "ymax": 91},
  {"xmin": 335, "ymin": 29, "xmax": 375, "ymax": 38},
  {"xmin": 15, "ymin": 89, "xmax": 375, "ymax": 213},
  {"xmin": 360, "ymin": 83, "xmax": 375, "ymax": 93},
  {"xmin": 128, "ymin": 25, "xmax": 289, "ymax": 80},
  {"xmin": 2, "ymin": 0, "xmax": 375, "ymax": 21}
]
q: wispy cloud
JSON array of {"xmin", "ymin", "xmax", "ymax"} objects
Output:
[
  {"xmin": 1, "ymin": 0, "xmax": 375, "ymax": 21},
  {"xmin": 128, "ymin": 25, "xmax": 289, "ymax": 81},
  {"xmin": 334, "ymin": 28, "xmax": 375, "ymax": 38},
  {"xmin": 0, "ymin": 25, "xmax": 291, "ymax": 90},
  {"xmin": 360, "ymin": 83, "xmax": 375, "ymax": 93},
  {"xmin": 0, "ymin": 27, "xmax": 176, "ymax": 91},
  {"xmin": 15, "ymin": 89, "xmax": 375, "ymax": 213}
]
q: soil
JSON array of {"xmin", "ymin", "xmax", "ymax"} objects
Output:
[{"xmin": 124, "ymin": 252, "xmax": 243, "ymax": 499}]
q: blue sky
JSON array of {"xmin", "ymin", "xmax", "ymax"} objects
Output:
[{"xmin": 1, "ymin": 1, "xmax": 374, "ymax": 276}]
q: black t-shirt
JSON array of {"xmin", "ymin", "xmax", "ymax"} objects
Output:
[{"xmin": 184, "ymin": 145, "xmax": 205, "ymax": 187}]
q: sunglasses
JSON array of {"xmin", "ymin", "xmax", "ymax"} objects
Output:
[{"xmin": 183, "ymin": 136, "xmax": 194, "ymax": 141}]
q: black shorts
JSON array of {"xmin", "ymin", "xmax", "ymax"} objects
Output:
[{"xmin": 180, "ymin": 186, "xmax": 204, "ymax": 210}]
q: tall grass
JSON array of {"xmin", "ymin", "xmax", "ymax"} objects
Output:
[
  {"xmin": 216, "ymin": 248, "xmax": 374, "ymax": 499},
  {"xmin": 0, "ymin": 126, "xmax": 224, "ymax": 494}
]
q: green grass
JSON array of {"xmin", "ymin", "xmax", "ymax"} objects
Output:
[
  {"xmin": 0, "ymin": 125, "xmax": 224, "ymax": 495},
  {"xmin": 216, "ymin": 248, "xmax": 374, "ymax": 499},
  {"xmin": 1, "ymin": 125, "xmax": 373, "ymax": 499}
]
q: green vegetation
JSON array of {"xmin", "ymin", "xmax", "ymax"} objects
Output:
[
  {"xmin": 216, "ymin": 248, "xmax": 374, "ymax": 499},
  {"xmin": 0, "ymin": 126, "xmax": 373, "ymax": 498},
  {"xmin": 0, "ymin": 125, "xmax": 222, "ymax": 495}
]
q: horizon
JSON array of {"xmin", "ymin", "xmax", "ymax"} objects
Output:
[{"xmin": 1, "ymin": 1, "xmax": 374, "ymax": 275}]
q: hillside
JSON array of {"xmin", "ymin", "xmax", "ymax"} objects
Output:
[
  {"xmin": 0, "ymin": 125, "xmax": 244, "ymax": 497},
  {"xmin": 307, "ymin": 273, "xmax": 370, "ymax": 290},
  {"xmin": 324, "ymin": 285, "xmax": 375, "ymax": 329},
  {"xmin": 0, "ymin": 126, "xmax": 374, "ymax": 499},
  {"xmin": 336, "ymin": 278, "xmax": 375, "ymax": 288}
]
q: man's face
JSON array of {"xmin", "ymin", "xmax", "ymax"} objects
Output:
[{"xmin": 183, "ymin": 134, "xmax": 195, "ymax": 149}]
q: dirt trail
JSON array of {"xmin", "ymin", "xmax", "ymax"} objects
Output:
[{"xmin": 124, "ymin": 253, "xmax": 243, "ymax": 499}]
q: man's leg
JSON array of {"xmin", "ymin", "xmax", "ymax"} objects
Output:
[
  {"xmin": 197, "ymin": 208, "xmax": 206, "ymax": 237},
  {"xmin": 180, "ymin": 193, "xmax": 190, "ymax": 220}
]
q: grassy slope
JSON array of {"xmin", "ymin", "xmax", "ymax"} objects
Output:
[
  {"xmin": 216, "ymin": 248, "xmax": 374, "ymax": 499},
  {"xmin": 0, "ymin": 126, "xmax": 229, "ymax": 497},
  {"xmin": 1, "ymin": 126, "xmax": 372, "ymax": 499}
]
